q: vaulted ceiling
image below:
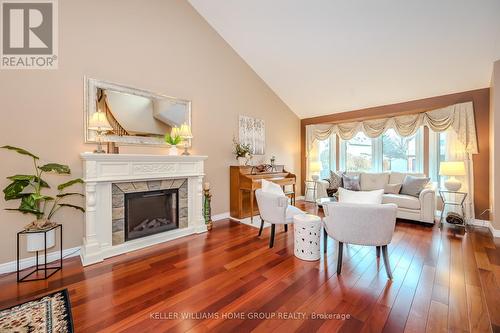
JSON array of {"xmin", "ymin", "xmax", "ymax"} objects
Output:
[{"xmin": 189, "ymin": 0, "xmax": 500, "ymax": 118}]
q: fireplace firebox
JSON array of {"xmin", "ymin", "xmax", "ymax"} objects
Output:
[{"xmin": 124, "ymin": 189, "xmax": 179, "ymax": 241}]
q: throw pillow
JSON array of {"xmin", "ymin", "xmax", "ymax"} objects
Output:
[
  {"xmin": 384, "ymin": 183, "xmax": 402, "ymax": 194},
  {"xmin": 400, "ymin": 175, "xmax": 430, "ymax": 197},
  {"xmin": 342, "ymin": 174, "xmax": 361, "ymax": 191},
  {"xmin": 338, "ymin": 187, "xmax": 384, "ymax": 204},
  {"xmin": 261, "ymin": 179, "xmax": 285, "ymax": 196},
  {"xmin": 328, "ymin": 171, "xmax": 344, "ymax": 190}
]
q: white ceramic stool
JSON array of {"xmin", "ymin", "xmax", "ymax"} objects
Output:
[{"xmin": 293, "ymin": 214, "xmax": 322, "ymax": 261}]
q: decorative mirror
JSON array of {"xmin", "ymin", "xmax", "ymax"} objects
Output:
[{"xmin": 84, "ymin": 77, "xmax": 191, "ymax": 146}]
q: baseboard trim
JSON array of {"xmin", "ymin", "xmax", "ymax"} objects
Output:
[
  {"xmin": 212, "ymin": 212, "xmax": 230, "ymax": 222},
  {"xmin": 228, "ymin": 215, "xmax": 271, "ymax": 229},
  {"xmin": 0, "ymin": 246, "xmax": 81, "ymax": 275},
  {"xmin": 469, "ymin": 219, "xmax": 500, "ymax": 237},
  {"xmin": 213, "ymin": 197, "xmax": 301, "ymax": 224}
]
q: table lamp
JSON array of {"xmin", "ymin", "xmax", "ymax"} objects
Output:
[
  {"xmin": 88, "ymin": 111, "xmax": 113, "ymax": 153},
  {"xmin": 179, "ymin": 123, "xmax": 193, "ymax": 155},
  {"xmin": 439, "ymin": 161, "xmax": 466, "ymax": 191},
  {"xmin": 310, "ymin": 161, "xmax": 321, "ymax": 181}
]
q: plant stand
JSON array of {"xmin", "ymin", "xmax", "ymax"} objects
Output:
[{"xmin": 17, "ymin": 224, "xmax": 63, "ymax": 282}]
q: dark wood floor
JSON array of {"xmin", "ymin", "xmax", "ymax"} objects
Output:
[{"xmin": 1, "ymin": 201, "xmax": 499, "ymax": 332}]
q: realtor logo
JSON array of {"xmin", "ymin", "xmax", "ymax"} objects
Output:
[{"xmin": 1, "ymin": 0, "xmax": 58, "ymax": 69}]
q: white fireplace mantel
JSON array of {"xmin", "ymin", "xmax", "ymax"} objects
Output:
[{"xmin": 80, "ymin": 153, "xmax": 208, "ymax": 266}]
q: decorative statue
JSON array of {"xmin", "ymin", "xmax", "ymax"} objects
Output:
[{"xmin": 203, "ymin": 183, "xmax": 213, "ymax": 231}]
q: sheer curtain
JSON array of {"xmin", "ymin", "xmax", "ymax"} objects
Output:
[{"xmin": 443, "ymin": 129, "xmax": 475, "ymax": 220}]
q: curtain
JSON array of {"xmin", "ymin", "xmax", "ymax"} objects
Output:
[
  {"xmin": 443, "ymin": 130, "xmax": 475, "ymax": 220},
  {"xmin": 306, "ymin": 101, "xmax": 478, "ymax": 154}
]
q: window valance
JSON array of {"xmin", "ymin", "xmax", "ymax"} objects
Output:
[{"xmin": 306, "ymin": 101, "xmax": 478, "ymax": 154}]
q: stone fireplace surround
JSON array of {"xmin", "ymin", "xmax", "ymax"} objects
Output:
[
  {"xmin": 80, "ymin": 153, "xmax": 207, "ymax": 266},
  {"xmin": 111, "ymin": 179, "xmax": 189, "ymax": 245}
]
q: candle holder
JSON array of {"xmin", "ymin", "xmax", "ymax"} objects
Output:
[{"xmin": 203, "ymin": 189, "xmax": 213, "ymax": 231}]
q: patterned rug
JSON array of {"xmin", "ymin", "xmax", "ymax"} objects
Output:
[{"xmin": 0, "ymin": 289, "xmax": 74, "ymax": 333}]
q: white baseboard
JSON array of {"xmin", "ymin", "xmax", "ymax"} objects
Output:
[
  {"xmin": 0, "ymin": 246, "xmax": 81, "ymax": 275},
  {"xmin": 212, "ymin": 212, "xmax": 230, "ymax": 222},
  {"xmin": 229, "ymin": 215, "xmax": 272, "ymax": 229},
  {"xmin": 213, "ymin": 197, "xmax": 301, "ymax": 224},
  {"xmin": 469, "ymin": 219, "xmax": 500, "ymax": 237}
]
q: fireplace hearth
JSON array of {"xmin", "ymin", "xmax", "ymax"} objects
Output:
[{"xmin": 125, "ymin": 189, "xmax": 179, "ymax": 241}]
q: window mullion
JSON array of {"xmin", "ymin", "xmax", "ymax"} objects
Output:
[{"xmin": 372, "ymin": 136, "xmax": 382, "ymax": 172}]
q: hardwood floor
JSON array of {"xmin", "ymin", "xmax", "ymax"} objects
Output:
[{"xmin": 1, "ymin": 201, "xmax": 499, "ymax": 332}]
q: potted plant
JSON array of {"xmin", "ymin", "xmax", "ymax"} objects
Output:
[
  {"xmin": 232, "ymin": 138, "xmax": 252, "ymax": 166},
  {"xmin": 165, "ymin": 127, "xmax": 183, "ymax": 156},
  {"xmin": 1, "ymin": 146, "xmax": 85, "ymax": 252}
]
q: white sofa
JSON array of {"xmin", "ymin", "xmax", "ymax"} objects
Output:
[{"xmin": 316, "ymin": 172, "xmax": 436, "ymax": 224}]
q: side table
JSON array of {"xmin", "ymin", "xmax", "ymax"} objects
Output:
[
  {"xmin": 439, "ymin": 190, "xmax": 467, "ymax": 229},
  {"xmin": 304, "ymin": 180, "xmax": 317, "ymax": 202},
  {"xmin": 293, "ymin": 214, "xmax": 322, "ymax": 261}
]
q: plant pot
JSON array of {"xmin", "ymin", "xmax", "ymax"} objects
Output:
[
  {"xmin": 168, "ymin": 146, "xmax": 179, "ymax": 156},
  {"xmin": 26, "ymin": 229, "xmax": 56, "ymax": 252},
  {"xmin": 238, "ymin": 157, "xmax": 247, "ymax": 166}
]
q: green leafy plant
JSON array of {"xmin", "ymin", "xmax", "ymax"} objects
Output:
[
  {"xmin": 164, "ymin": 127, "xmax": 183, "ymax": 146},
  {"xmin": 165, "ymin": 133, "xmax": 183, "ymax": 146},
  {"xmin": 1, "ymin": 145, "xmax": 85, "ymax": 230},
  {"xmin": 232, "ymin": 138, "xmax": 252, "ymax": 159}
]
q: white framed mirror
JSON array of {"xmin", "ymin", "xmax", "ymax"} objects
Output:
[{"xmin": 84, "ymin": 77, "xmax": 192, "ymax": 146}]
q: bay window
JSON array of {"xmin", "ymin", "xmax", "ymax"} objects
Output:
[
  {"xmin": 382, "ymin": 129, "xmax": 422, "ymax": 173},
  {"xmin": 429, "ymin": 130, "xmax": 448, "ymax": 186},
  {"xmin": 340, "ymin": 128, "xmax": 423, "ymax": 173},
  {"xmin": 341, "ymin": 132, "xmax": 373, "ymax": 172},
  {"xmin": 307, "ymin": 135, "xmax": 336, "ymax": 180}
]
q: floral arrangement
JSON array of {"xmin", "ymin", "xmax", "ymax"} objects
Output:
[{"xmin": 232, "ymin": 138, "xmax": 252, "ymax": 160}]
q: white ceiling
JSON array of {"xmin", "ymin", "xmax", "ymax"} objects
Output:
[{"xmin": 189, "ymin": 0, "xmax": 500, "ymax": 118}]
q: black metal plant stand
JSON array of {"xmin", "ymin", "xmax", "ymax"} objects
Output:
[{"xmin": 17, "ymin": 224, "xmax": 63, "ymax": 282}]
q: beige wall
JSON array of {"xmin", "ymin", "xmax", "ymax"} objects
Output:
[
  {"xmin": 0, "ymin": 0, "xmax": 300, "ymax": 264},
  {"xmin": 491, "ymin": 60, "xmax": 500, "ymax": 229}
]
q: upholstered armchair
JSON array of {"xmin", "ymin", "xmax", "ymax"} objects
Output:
[
  {"xmin": 255, "ymin": 189, "xmax": 303, "ymax": 248},
  {"xmin": 323, "ymin": 202, "xmax": 397, "ymax": 279}
]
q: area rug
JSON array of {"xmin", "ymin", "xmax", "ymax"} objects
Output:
[{"xmin": 0, "ymin": 289, "xmax": 74, "ymax": 333}]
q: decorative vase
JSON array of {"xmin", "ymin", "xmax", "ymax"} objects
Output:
[
  {"xmin": 26, "ymin": 229, "xmax": 56, "ymax": 252},
  {"xmin": 168, "ymin": 146, "xmax": 179, "ymax": 156},
  {"xmin": 238, "ymin": 157, "xmax": 246, "ymax": 166}
]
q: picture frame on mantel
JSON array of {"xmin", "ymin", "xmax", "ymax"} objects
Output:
[{"xmin": 239, "ymin": 115, "xmax": 265, "ymax": 155}]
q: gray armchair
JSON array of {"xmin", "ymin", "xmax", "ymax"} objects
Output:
[{"xmin": 323, "ymin": 202, "xmax": 398, "ymax": 279}]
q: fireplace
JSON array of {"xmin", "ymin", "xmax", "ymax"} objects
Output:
[{"xmin": 124, "ymin": 189, "xmax": 179, "ymax": 241}]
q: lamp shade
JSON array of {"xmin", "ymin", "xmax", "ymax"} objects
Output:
[
  {"xmin": 88, "ymin": 112, "xmax": 113, "ymax": 131},
  {"xmin": 178, "ymin": 123, "xmax": 193, "ymax": 139},
  {"xmin": 439, "ymin": 161, "xmax": 466, "ymax": 176},
  {"xmin": 310, "ymin": 161, "xmax": 321, "ymax": 173},
  {"xmin": 170, "ymin": 126, "xmax": 180, "ymax": 137}
]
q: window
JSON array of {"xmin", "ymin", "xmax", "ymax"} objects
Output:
[
  {"xmin": 429, "ymin": 130, "xmax": 448, "ymax": 186},
  {"xmin": 340, "ymin": 128, "xmax": 423, "ymax": 173},
  {"xmin": 382, "ymin": 129, "xmax": 420, "ymax": 172},
  {"xmin": 343, "ymin": 132, "xmax": 373, "ymax": 172},
  {"xmin": 318, "ymin": 139, "xmax": 332, "ymax": 179},
  {"xmin": 308, "ymin": 135, "xmax": 336, "ymax": 180}
]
